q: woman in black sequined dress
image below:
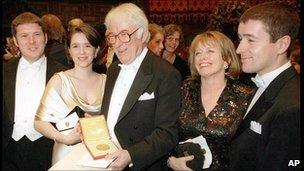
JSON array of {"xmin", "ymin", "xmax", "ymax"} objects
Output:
[{"xmin": 167, "ymin": 31, "xmax": 254, "ymax": 170}]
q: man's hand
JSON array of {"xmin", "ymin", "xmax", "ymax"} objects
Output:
[
  {"xmin": 105, "ymin": 149, "xmax": 132, "ymax": 170},
  {"xmin": 167, "ymin": 156, "xmax": 194, "ymax": 171}
]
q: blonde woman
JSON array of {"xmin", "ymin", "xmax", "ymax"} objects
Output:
[
  {"xmin": 148, "ymin": 23, "xmax": 164, "ymax": 56},
  {"xmin": 167, "ymin": 31, "xmax": 254, "ymax": 170}
]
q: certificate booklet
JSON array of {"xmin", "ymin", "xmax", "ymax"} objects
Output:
[{"xmin": 79, "ymin": 115, "xmax": 118, "ymax": 160}]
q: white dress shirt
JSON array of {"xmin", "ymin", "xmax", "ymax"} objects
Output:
[
  {"xmin": 107, "ymin": 47, "xmax": 148, "ymax": 148},
  {"xmin": 244, "ymin": 61, "xmax": 292, "ymax": 118},
  {"xmin": 12, "ymin": 56, "xmax": 47, "ymax": 141}
]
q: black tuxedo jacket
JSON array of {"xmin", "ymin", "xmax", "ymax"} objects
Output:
[
  {"xmin": 3, "ymin": 57, "xmax": 66, "ymax": 148},
  {"xmin": 102, "ymin": 50, "xmax": 182, "ymax": 170},
  {"xmin": 230, "ymin": 67, "xmax": 300, "ymax": 171}
]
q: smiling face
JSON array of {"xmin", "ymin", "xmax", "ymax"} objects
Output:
[
  {"xmin": 107, "ymin": 20, "xmax": 145, "ymax": 65},
  {"xmin": 194, "ymin": 42, "xmax": 227, "ymax": 78},
  {"xmin": 148, "ymin": 32, "xmax": 164, "ymax": 56},
  {"xmin": 68, "ymin": 32, "xmax": 98, "ymax": 68},
  {"xmin": 237, "ymin": 20, "xmax": 279, "ymax": 75},
  {"xmin": 164, "ymin": 31, "xmax": 180, "ymax": 53},
  {"xmin": 13, "ymin": 23, "xmax": 47, "ymax": 63}
]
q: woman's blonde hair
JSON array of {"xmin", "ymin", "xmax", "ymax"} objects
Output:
[
  {"xmin": 148, "ymin": 23, "xmax": 164, "ymax": 41},
  {"xmin": 188, "ymin": 31, "xmax": 241, "ymax": 79}
]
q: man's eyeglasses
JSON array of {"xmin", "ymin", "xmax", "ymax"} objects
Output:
[{"xmin": 106, "ymin": 28, "xmax": 140, "ymax": 44}]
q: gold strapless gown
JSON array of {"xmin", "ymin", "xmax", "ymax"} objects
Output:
[{"xmin": 35, "ymin": 71, "xmax": 106, "ymax": 165}]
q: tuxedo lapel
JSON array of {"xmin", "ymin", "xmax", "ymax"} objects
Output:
[
  {"xmin": 46, "ymin": 58, "xmax": 55, "ymax": 83},
  {"xmin": 234, "ymin": 93, "xmax": 272, "ymax": 138},
  {"xmin": 4, "ymin": 58, "xmax": 20, "ymax": 122},
  {"xmin": 117, "ymin": 54, "xmax": 153, "ymax": 122},
  {"xmin": 233, "ymin": 67, "xmax": 298, "ymax": 139},
  {"xmin": 46, "ymin": 58, "xmax": 67, "ymax": 83},
  {"xmin": 104, "ymin": 63, "xmax": 121, "ymax": 118}
]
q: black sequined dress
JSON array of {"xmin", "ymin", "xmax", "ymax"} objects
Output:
[{"xmin": 179, "ymin": 77, "xmax": 254, "ymax": 170}]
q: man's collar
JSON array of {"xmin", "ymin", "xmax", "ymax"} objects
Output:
[
  {"xmin": 118, "ymin": 47, "xmax": 148, "ymax": 72},
  {"xmin": 19, "ymin": 55, "xmax": 46, "ymax": 70}
]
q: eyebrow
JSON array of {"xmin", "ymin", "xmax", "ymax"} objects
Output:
[
  {"xmin": 107, "ymin": 29, "xmax": 129, "ymax": 35},
  {"xmin": 239, "ymin": 33, "xmax": 258, "ymax": 39}
]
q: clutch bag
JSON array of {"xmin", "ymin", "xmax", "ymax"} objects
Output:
[{"xmin": 172, "ymin": 142, "xmax": 206, "ymax": 170}]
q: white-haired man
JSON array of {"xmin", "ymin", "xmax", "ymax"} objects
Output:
[{"xmin": 101, "ymin": 3, "xmax": 182, "ymax": 170}]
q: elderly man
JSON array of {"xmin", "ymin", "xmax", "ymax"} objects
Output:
[
  {"xmin": 230, "ymin": 2, "xmax": 300, "ymax": 170},
  {"xmin": 102, "ymin": 3, "xmax": 182, "ymax": 170},
  {"xmin": 3, "ymin": 12, "xmax": 66, "ymax": 170}
]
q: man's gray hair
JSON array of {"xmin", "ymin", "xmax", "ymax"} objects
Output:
[{"xmin": 104, "ymin": 3, "xmax": 150, "ymax": 43}]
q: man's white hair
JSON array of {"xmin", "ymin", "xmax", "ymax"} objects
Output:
[{"xmin": 104, "ymin": 3, "xmax": 150, "ymax": 43}]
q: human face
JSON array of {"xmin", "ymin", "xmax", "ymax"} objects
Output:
[
  {"xmin": 148, "ymin": 33, "xmax": 164, "ymax": 56},
  {"xmin": 194, "ymin": 43, "xmax": 226, "ymax": 78},
  {"xmin": 13, "ymin": 23, "xmax": 47, "ymax": 63},
  {"xmin": 107, "ymin": 21, "xmax": 145, "ymax": 64},
  {"xmin": 237, "ymin": 20, "xmax": 278, "ymax": 75},
  {"xmin": 164, "ymin": 31, "xmax": 180, "ymax": 53},
  {"xmin": 68, "ymin": 32, "xmax": 98, "ymax": 68}
]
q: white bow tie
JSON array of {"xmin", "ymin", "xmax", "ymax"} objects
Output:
[
  {"xmin": 118, "ymin": 63, "xmax": 135, "ymax": 71},
  {"xmin": 19, "ymin": 62, "xmax": 41, "ymax": 71},
  {"xmin": 251, "ymin": 77, "xmax": 266, "ymax": 88}
]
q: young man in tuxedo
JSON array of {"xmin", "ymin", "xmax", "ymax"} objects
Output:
[
  {"xmin": 101, "ymin": 3, "xmax": 182, "ymax": 170},
  {"xmin": 3, "ymin": 12, "xmax": 66, "ymax": 170},
  {"xmin": 230, "ymin": 2, "xmax": 300, "ymax": 170}
]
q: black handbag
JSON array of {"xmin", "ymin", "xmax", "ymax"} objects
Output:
[{"xmin": 172, "ymin": 142, "xmax": 206, "ymax": 170}]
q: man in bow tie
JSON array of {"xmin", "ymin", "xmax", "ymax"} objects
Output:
[
  {"xmin": 3, "ymin": 12, "xmax": 66, "ymax": 170},
  {"xmin": 230, "ymin": 2, "xmax": 300, "ymax": 170},
  {"xmin": 101, "ymin": 3, "xmax": 182, "ymax": 170}
]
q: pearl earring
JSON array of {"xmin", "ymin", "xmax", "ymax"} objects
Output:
[{"xmin": 224, "ymin": 63, "xmax": 229, "ymax": 69}]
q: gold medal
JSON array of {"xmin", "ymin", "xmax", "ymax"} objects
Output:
[{"xmin": 96, "ymin": 144, "xmax": 110, "ymax": 151}]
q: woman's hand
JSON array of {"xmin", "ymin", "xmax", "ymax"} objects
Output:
[
  {"xmin": 84, "ymin": 113, "xmax": 92, "ymax": 117},
  {"xmin": 167, "ymin": 156, "xmax": 194, "ymax": 171},
  {"xmin": 65, "ymin": 123, "xmax": 81, "ymax": 145}
]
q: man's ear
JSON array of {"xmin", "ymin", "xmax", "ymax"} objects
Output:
[
  {"xmin": 13, "ymin": 36, "xmax": 19, "ymax": 48},
  {"xmin": 44, "ymin": 33, "xmax": 48, "ymax": 44},
  {"xmin": 138, "ymin": 28, "xmax": 144, "ymax": 37},
  {"xmin": 138, "ymin": 28, "xmax": 149, "ymax": 43},
  {"xmin": 275, "ymin": 35, "xmax": 291, "ymax": 55}
]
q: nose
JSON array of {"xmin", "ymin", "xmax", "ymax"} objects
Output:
[
  {"xmin": 29, "ymin": 35, "xmax": 35, "ymax": 44},
  {"xmin": 160, "ymin": 42, "xmax": 164, "ymax": 50},
  {"xmin": 236, "ymin": 40, "xmax": 245, "ymax": 54},
  {"xmin": 113, "ymin": 38, "xmax": 123, "ymax": 49},
  {"xmin": 80, "ymin": 46, "xmax": 85, "ymax": 54},
  {"xmin": 197, "ymin": 52, "xmax": 208, "ymax": 61}
]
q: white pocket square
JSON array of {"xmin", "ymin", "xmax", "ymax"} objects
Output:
[
  {"xmin": 138, "ymin": 92, "xmax": 154, "ymax": 101},
  {"xmin": 250, "ymin": 121, "xmax": 262, "ymax": 134}
]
